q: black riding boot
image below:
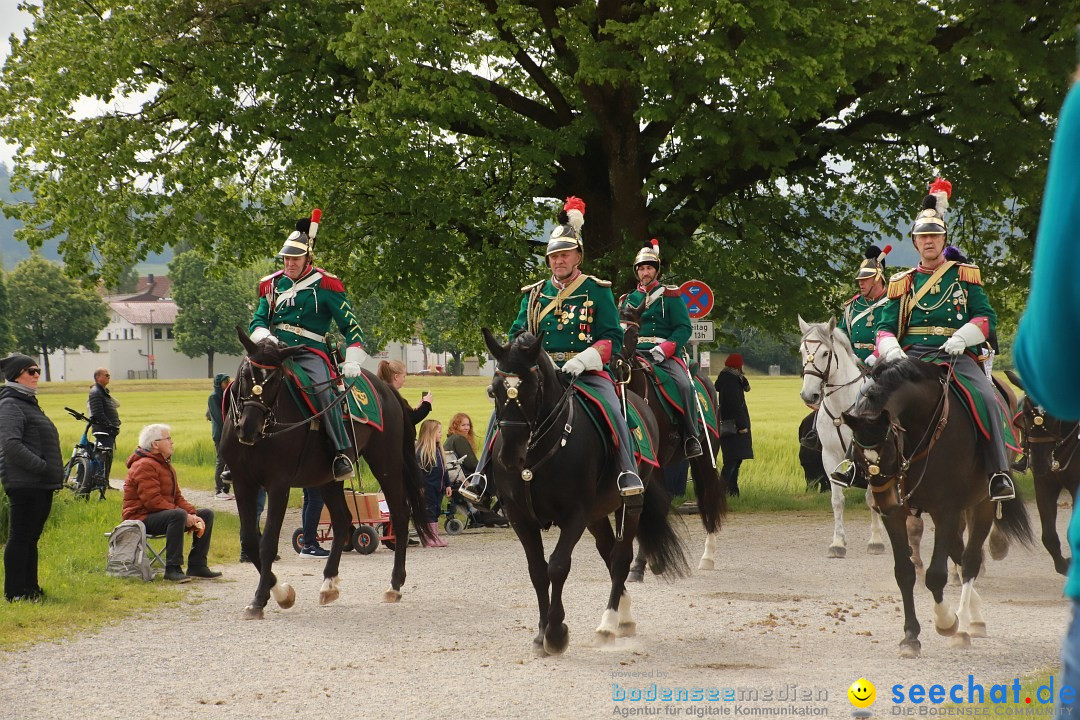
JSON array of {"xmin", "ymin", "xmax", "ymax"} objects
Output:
[
  {"xmin": 830, "ymin": 458, "xmax": 868, "ymax": 489},
  {"xmin": 333, "ymin": 454, "xmax": 353, "ymax": 481},
  {"xmin": 988, "ymin": 472, "xmax": 1016, "ymax": 502}
]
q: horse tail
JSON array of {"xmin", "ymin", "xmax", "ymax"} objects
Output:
[
  {"xmin": 395, "ymin": 392, "xmax": 436, "ymax": 545},
  {"xmin": 689, "ymin": 456, "xmax": 727, "ymax": 534},
  {"xmin": 991, "ymin": 490, "xmax": 1035, "ymax": 550},
  {"xmin": 636, "ymin": 480, "xmax": 690, "ymax": 579}
]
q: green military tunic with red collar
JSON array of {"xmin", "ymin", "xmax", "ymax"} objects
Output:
[
  {"xmin": 617, "ymin": 281, "xmax": 693, "ymax": 359},
  {"xmin": 249, "ymin": 266, "xmax": 366, "ymax": 354},
  {"xmin": 874, "ymin": 261, "xmax": 995, "ymax": 349},
  {"xmin": 838, "ymin": 292, "xmax": 889, "ymax": 363},
  {"xmin": 508, "ymin": 274, "xmax": 622, "ymax": 367}
]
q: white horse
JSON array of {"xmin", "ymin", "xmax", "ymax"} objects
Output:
[{"xmin": 797, "ymin": 317, "xmax": 887, "ymax": 558}]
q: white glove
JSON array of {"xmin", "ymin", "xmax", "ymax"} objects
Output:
[
  {"xmin": 649, "ymin": 346, "xmax": 667, "ymax": 363},
  {"xmin": 561, "ymin": 346, "xmax": 603, "ymax": 377},
  {"xmin": 878, "ymin": 335, "xmax": 904, "ymax": 363},
  {"xmin": 865, "ymin": 353, "xmax": 878, "ymax": 367},
  {"xmin": 340, "ymin": 345, "xmax": 369, "ymax": 378},
  {"xmin": 250, "ymin": 326, "xmax": 282, "ymax": 345},
  {"xmin": 944, "ymin": 322, "xmax": 987, "ymax": 357}
]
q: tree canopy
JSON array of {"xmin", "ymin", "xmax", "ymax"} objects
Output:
[
  {"xmin": 7, "ymin": 255, "xmax": 109, "ymax": 380},
  {"xmin": 1, "ymin": 1, "xmax": 1075, "ymax": 338},
  {"xmin": 169, "ymin": 251, "xmax": 256, "ymax": 377}
]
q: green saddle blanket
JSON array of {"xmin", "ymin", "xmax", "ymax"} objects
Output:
[
  {"xmin": 638, "ymin": 357, "xmax": 720, "ymax": 441},
  {"xmin": 282, "ymin": 359, "xmax": 384, "ymax": 433},
  {"xmin": 572, "ymin": 382, "xmax": 659, "ymax": 468},
  {"xmin": 922, "ymin": 359, "xmax": 1019, "ymax": 450}
]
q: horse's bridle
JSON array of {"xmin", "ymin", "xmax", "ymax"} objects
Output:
[
  {"xmin": 801, "ymin": 329, "xmax": 865, "ymax": 447},
  {"xmin": 852, "ymin": 376, "xmax": 951, "ymax": 505},
  {"xmin": 1022, "ymin": 401, "xmax": 1080, "ymax": 473},
  {"xmin": 490, "ymin": 364, "xmax": 576, "ymax": 481},
  {"xmin": 231, "ymin": 357, "xmax": 355, "ymax": 441}
]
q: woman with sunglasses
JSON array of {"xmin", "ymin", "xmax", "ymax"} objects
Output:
[{"xmin": 0, "ymin": 353, "xmax": 64, "ymax": 602}]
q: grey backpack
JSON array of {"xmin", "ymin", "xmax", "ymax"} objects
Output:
[{"xmin": 106, "ymin": 520, "xmax": 153, "ymax": 581}]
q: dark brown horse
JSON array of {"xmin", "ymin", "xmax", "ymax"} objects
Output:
[
  {"xmin": 220, "ymin": 329, "xmax": 431, "ymax": 619},
  {"xmin": 615, "ymin": 301, "xmax": 728, "ymax": 576},
  {"xmin": 1006, "ymin": 369, "xmax": 1079, "ymax": 576},
  {"xmin": 482, "ymin": 329, "xmax": 688, "ymax": 655},
  {"xmin": 842, "ymin": 357, "xmax": 1033, "ymax": 658}
]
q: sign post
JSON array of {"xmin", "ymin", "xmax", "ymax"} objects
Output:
[{"xmin": 679, "ymin": 280, "xmax": 714, "ymax": 364}]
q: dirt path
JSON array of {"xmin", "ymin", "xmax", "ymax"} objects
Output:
[{"xmin": 0, "ymin": 503, "xmax": 1069, "ymax": 720}]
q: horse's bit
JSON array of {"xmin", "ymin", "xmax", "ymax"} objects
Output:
[{"xmin": 1024, "ymin": 403, "xmax": 1080, "ymax": 473}]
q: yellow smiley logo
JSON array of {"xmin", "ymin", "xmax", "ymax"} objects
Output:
[{"xmin": 848, "ymin": 678, "xmax": 876, "ymax": 709}]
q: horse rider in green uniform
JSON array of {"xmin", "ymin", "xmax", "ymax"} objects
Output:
[
  {"xmin": 838, "ymin": 245, "xmax": 891, "ymax": 367},
  {"xmin": 249, "ymin": 213, "xmax": 368, "ymax": 482},
  {"xmin": 617, "ymin": 239, "xmax": 703, "ymax": 459},
  {"xmin": 869, "ymin": 179, "xmax": 1015, "ymax": 502},
  {"xmin": 460, "ymin": 196, "xmax": 646, "ymax": 503}
]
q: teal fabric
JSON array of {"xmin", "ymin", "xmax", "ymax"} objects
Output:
[{"xmin": 1014, "ymin": 82, "xmax": 1080, "ymax": 600}]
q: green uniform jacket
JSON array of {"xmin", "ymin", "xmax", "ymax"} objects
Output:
[
  {"xmin": 875, "ymin": 262, "xmax": 995, "ymax": 348},
  {"xmin": 618, "ymin": 282, "xmax": 693, "ymax": 357},
  {"xmin": 837, "ymin": 292, "xmax": 889, "ymax": 363},
  {"xmin": 249, "ymin": 266, "xmax": 365, "ymax": 353},
  {"xmin": 508, "ymin": 274, "xmax": 623, "ymax": 367}
]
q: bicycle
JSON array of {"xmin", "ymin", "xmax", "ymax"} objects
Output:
[{"xmin": 62, "ymin": 407, "xmax": 116, "ymax": 501}]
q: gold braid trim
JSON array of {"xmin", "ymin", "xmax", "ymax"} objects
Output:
[
  {"xmin": 887, "ymin": 272, "xmax": 914, "ymax": 299},
  {"xmin": 957, "ymin": 264, "xmax": 982, "ymax": 285}
]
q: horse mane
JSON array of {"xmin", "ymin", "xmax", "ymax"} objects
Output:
[{"xmin": 862, "ymin": 357, "xmax": 939, "ymax": 412}]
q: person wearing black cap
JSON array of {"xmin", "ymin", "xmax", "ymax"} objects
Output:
[
  {"xmin": 872, "ymin": 178, "xmax": 1015, "ymax": 503},
  {"xmin": 248, "ymin": 213, "xmax": 369, "ymax": 481},
  {"xmin": 618, "ymin": 239, "xmax": 703, "ymax": 459},
  {"xmin": 0, "ymin": 353, "xmax": 64, "ymax": 602}
]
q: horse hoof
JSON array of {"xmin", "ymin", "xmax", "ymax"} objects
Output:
[
  {"xmin": 241, "ymin": 605, "xmax": 264, "ymax": 620},
  {"xmin": 595, "ymin": 629, "xmax": 616, "ymax": 645},
  {"xmin": 383, "ymin": 588, "xmax": 402, "ymax": 603},
  {"xmin": 532, "ymin": 641, "xmax": 549, "ymax": 658},
  {"xmin": 969, "ymin": 622, "xmax": 987, "ymax": 639},
  {"xmin": 827, "ymin": 546, "xmax": 847, "ymax": 559},
  {"xmin": 950, "ymin": 631, "xmax": 972, "ymax": 649},
  {"xmin": 319, "ymin": 589, "xmax": 340, "ymax": 606},
  {"xmin": 618, "ymin": 621, "xmax": 637, "ymax": 638},
  {"xmin": 866, "ymin": 542, "xmax": 886, "ymax": 555},
  {"xmin": 544, "ymin": 624, "xmax": 569, "ymax": 656},
  {"xmin": 899, "ymin": 641, "xmax": 921, "ymax": 659},
  {"xmin": 935, "ymin": 614, "xmax": 959, "ymax": 637},
  {"xmin": 627, "ymin": 570, "xmax": 644, "ymax": 583},
  {"xmin": 272, "ymin": 583, "xmax": 296, "ymax": 610},
  {"xmin": 697, "ymin": 559, "xmax": 716, "ymax": 571}
]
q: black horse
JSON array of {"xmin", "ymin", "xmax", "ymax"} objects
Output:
[
  {"xmin": 616, "ymin": 301, "xmax": 728, "ymax": 577},
  {"xmin": 842, "ymin": 357, "xmax": 1033, "ymax": 658},
  {"xmin": 1006, "ymin": 369, "xmax": 1079, "ymax": 576},
  {"xmin": 482, "ymin": 329, "xmax": 688, "ymax": 655},
  {"xmin": 220, "ymin": 329, "xmax": 431, "ymax": 619}
]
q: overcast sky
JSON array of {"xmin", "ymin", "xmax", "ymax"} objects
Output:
[{"xmin": 1, "ymin": 3, "xmax": 35, "ymax": 167}]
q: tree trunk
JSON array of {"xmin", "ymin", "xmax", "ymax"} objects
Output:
[
  {"xmin": 38, "ymin": 344, "xmax": 52, "ymax": 382},
  {"xmin": 207, "ymin": 350, "xmax": 215, "ymax": 378}
]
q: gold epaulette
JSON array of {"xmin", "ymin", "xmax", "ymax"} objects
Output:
[
  {"xmin": 887, "ymin": 269, "xmax": 915, "ymax": 299},
  {"xmin": 520, "ymin": 279, "xmax": 545, "ymax": 292},
  {"xmin": 841, "ymin": 293, "xmax": 859, "ymax": 308},
  {"xmin": 957, "ymin": 263, "xmax": 982, "ymax": 285},
  {"xmin": 585, "ymin": 274, "xmax": 612, "ymax": 288}
]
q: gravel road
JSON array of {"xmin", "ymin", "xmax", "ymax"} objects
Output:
[{"xmin": 0, "ymin": 497, "xmax": 1070, "ymax": 720}]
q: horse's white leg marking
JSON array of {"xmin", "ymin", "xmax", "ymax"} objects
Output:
[
  {"xmin": 596, "ymin": 609, "xmax": 620, "ymax": 641},
  {"xmin": 618, "ymin": 593, "xmax": 636, "ymax": 637},
  {"xmin": 698, "ymin": 532, "xmax": 718, "ymax": 570},
  {"xmin": 270, "ymin": 581, "xmax": 295, "ymax": 610}
]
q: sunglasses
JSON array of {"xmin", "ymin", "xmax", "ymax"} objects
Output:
[{"xmin": 25, "ymin": 368, "xmax": 41, "ymax": 376}]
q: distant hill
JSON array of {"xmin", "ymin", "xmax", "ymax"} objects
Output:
[{"xmin": 0, "ymin": 163, "xmax": 172, "ymax": 270}]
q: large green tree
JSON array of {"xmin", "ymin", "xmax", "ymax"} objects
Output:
[
  {"xmin": 0, "ymin": 1, "xmax": 1075, "ymax": 338},
  {"xmin": 0, "ymin": 271, "xmax": 15, "ymax": 356},
  {"xmin": 169, "ymin": 251, "xmax": 255, "ymax": 377},
  {"xmin": 7, "ymin": 255, "xmax": 109, "ymax": 380}
]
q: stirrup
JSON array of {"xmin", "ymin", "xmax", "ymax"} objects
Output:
[
  {"xmin": 988, "ymin": 473, "xmax": 1016, "ymax": 502},
  {"xmin": 333, "ymin": 454, "xmax": 354, "ymax": 481},
  {"xmin": 829, "ymin": 459, "xmax": 856, "ymax": 488},
  {"xmin": 684, "ymin": 435, "xmax": 703, "ymax": 459},
  {"xmin": 459, "ymin": 473, "xmax": 487, "ymax": 503},
  {"xmin": 617, "ymin": 471, "xmax": 645, "ymax": 497}
]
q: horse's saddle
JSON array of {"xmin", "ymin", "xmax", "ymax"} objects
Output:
[
  {"xmin": 569, "ymin": 379, "xmax": 659, "ymax": 469},
  {"xmin": 923, "ymin": 359, "xmax": 1019, "ymax": 451},
  {"xmin": 630, "ymin": 355, "xmax": 720, "ymax": 441},
  {"xmin": 281, "ymin": 358, "xmax": 385, "ymax": 432}
]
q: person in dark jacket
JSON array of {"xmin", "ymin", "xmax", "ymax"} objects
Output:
[
  {"xmin": 714, "ymin": 354, "xmax": 754, "ymax": 497},
  {"xmin": 87, "ymin": 367, "xmax": 120, "ymax": 481},
  {"xmin": 417, "ymin": 419, "xmax": 451, "ymax": 547},
  {"xmin": 377, "ymin": 360, "xmax": 433, "ymax": 424},
  {"xmin": 0, "ymin": 353, "xmax": 64, "ymax": 602},
  {"xmin": 206, "ymin": 373, "xmax": 232, "ymax": 498}
]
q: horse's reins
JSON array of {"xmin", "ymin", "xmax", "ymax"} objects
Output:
[{"xmin": 233, "ymin": 358, "xmax": 358, "ymax": 440}]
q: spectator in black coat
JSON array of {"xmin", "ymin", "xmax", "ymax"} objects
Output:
[
  {"xmin": 87, "ymin": 367, "xmax": 120, "ymax": 480},
  {"xmin": 714, "ymin": 354, "xmax": 753, "ymax": 497},
  {"xmin": 0, "ymin": 353, "xmax": 63, "ymax": 602},
  {"xmin": 378, "ymin": 360, "xmax": 432, "ymax": 424},
  {"xmin": 206, "ymin": 373, "xmax": 232, "ymax": 498}
]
